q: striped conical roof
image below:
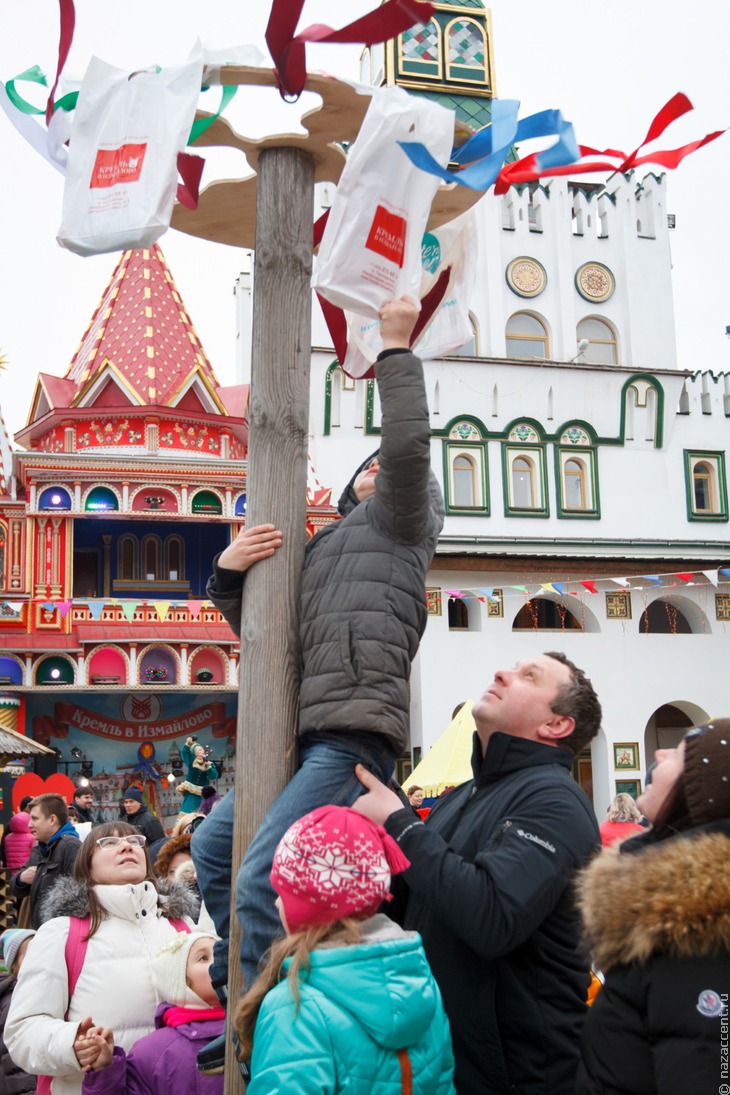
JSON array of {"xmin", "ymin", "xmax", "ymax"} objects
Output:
[{"xmin": 66, "ymin": 244, "xmax": 220, "ymax": 407}]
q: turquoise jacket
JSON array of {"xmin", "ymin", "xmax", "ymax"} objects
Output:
[{"xmin": 248, "ymin": 916, "xmax": 455, "ymax": 1095}]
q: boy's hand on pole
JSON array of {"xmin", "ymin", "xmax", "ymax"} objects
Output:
[{"xmin": 217, "ymin": 524, "xmax": 283, "ymax": 573}]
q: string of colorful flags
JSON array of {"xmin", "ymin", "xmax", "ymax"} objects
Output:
[
  {"xmin": 1, "ymin": 599, "xmax": 216, "ymax": 621},
  {"xmin": 1, "ymin": 567, "xmax": 728, "ymax": 620},
  {"xmin": 440, "ymin": 568, "xmax": 730, "ymax": 603}
]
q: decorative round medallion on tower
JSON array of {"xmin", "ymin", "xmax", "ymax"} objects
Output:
[
  {"xmin": 575, "ymin": 262, "xmax": 615, "ymax": 303},
  {"xmin": 506, "ymin": 257, "xmax": 547, "ymax": 298}
]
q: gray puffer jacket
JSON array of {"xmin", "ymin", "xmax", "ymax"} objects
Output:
[{"xmin": 207, "ymin": 349, "xmax": 444, "ymax": 754}]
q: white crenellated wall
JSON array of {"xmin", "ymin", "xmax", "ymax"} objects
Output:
[{"xmin": 311, "ymin": 171, "xmax": 678, "ymax": 372}]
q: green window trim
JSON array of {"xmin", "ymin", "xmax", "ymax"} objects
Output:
[
  {"xmin": 683, "ymin": 449, "xmax": 729, "ymax": 522},
  {"xmin": 442, "ymin": 441, "xmax": 490, "ymax": 515},
  {"xmin": 502, "ymin": 443, "xmax": 549, "ymax": 517},
  {"xmin": 619, "ymin": 373, "xmax": 665, "ymax": 449},
  {"xmin": 554, "ymin": 446, "xmax": 601, "ymax": 519}
]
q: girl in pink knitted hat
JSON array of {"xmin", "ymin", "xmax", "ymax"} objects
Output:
[{"xmin": 235, "ymin": 805, "xmax": 454, "ymax": 1095}]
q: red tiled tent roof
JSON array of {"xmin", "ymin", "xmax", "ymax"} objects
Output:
[{"xmin": 66, "ymin": 245, "xmax": 221, "ymax": 408}]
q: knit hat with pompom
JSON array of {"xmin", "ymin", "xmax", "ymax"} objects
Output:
[{"xmin": 270, "ymin": 805, "xmax": 410, "ymax": 933}]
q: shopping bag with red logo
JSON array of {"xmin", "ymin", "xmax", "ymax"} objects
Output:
[
  {"xmin": 57, "ymin": 53, "xmax": 202, "ymax": 257},
  {"xmin": 342, "ymin": 209, "xmax": 478, "ymax": 377},
  {"xmin": 312, "ymin": 85, "xmax": 455, "ymax": 317}
]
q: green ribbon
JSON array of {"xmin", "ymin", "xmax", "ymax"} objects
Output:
[
  {"xmin": 4, "ymin": 65, "xmax": 47, "ymax": 114},
  {"xmin": 188, "ymin": 83, "xmax": 237, "ymax": 144},
  {"xmin": 5, "ymin": 64, "xmax": 236, "ymax": 144}
]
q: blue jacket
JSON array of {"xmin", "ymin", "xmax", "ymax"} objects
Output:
[{"xmin": 248, "ymin": 916, "xmax": 454, "ymax": 1095}]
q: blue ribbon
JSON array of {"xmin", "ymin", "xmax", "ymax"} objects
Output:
[
  {"xmin": 398, "ymin": 98, "xmax": 579, "ymax": 192},
  {"xmin": 132, "ymin": 744, "xmax": 161, "ymax": 783}
]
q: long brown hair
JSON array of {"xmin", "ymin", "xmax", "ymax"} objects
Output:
[
  {"xmin": 73, "ymin": 821, "xmax": 159, "ymax": 938},
  {"xmin": 234, "ymin": 918, "xmax": 363, "ymax": 1061}
]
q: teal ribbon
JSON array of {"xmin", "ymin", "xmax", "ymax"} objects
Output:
[
  {"xmin": 188, "ymin": 83, "xmax": 237, "ymax": 144},
  {"xmin": 4, "ymin": 65, "xmax": 47, "ymax": 114}
]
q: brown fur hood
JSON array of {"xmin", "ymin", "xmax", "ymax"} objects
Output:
[{"xmin": 577, "ymin": 828, "xmax": 730, "ymax": 973}]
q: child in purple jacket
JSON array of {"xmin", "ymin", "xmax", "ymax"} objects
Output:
[{"xmin": 80, "ymin": 932, "xmax": 224, "ymax": 1095}]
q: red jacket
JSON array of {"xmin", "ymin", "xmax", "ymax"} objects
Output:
[{"xmin": 598, "ymin": 819, "xmax": 644, "ymax": 847}]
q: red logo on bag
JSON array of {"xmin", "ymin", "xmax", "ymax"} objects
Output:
[
  {"xmin": 90, "ymin": 143, "xmax": 148, "ymax": 189},
  {"xmin": 366, "ymin": 205, "xmax": 406, "ymax": 267}
]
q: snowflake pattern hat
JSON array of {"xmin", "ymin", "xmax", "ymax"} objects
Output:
[{"xmin": 270, "ymin": 805, "xmax": 411, "ymax": 932}]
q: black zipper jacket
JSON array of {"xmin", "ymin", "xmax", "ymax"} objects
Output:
[{"xmin": 385, "ymin": 731, "xmax": 600, "ymax": 1095}]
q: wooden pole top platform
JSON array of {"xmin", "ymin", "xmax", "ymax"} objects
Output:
[{"xmin": 171, "ymin": 66, "xmax": 483, "ymax": 249}]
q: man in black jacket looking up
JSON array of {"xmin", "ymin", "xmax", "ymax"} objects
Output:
[{"xmin": 354, "ymin": 651, "xmax": 602, "ymax": 1095}]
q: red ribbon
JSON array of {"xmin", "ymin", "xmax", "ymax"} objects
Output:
[
  {"xmin": 266, "ymin": 0, "xmax": 436, "ymax": 100},
  {"xmin": 176, "ymin": 152, "xmax": 205, "ymax": 210},
  {"xmin": 494, "ymin": 93, "xmax": 726, "ymax": 195},
  {"xmin": 46, "ymin": 0, "xmax": 76, "ymax": 124}
]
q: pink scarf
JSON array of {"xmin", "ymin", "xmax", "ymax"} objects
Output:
[{"xmin": 162, "ymin": 1006, "xmax": 226, "ymax": 1028}]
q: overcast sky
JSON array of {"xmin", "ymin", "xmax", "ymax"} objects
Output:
[{"xmin": 1, "ymin": 1, "xmax": 729, "ymax": 440}]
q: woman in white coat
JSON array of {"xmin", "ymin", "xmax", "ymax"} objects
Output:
[{"xmin": 5, "ymin": 822, "xmax": 198, "ymax": 1095}]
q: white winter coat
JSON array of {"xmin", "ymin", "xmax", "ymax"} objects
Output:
[{"xmin": 5, "ymin": 881, "xmax": 194, "ymax": 1095}]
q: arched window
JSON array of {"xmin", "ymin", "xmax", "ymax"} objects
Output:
[
  {"xmin": 506, "ymin": 313, "xmax": 549, "ymax": 359},
  {"xmin": 563, "ymin": 458, "xmax": 586, "ymax": 509},
  {"xmin": 513, "ymin": 600, "xmax": 583, "ymax": 631},
  {"xmin": 577, "ymin": 317, "xmax": 618, "ymax": 364},
  {"xmin": 118, "ymin": 535, "xmax": 137, "ymax": 580},
  {"xmin": 448, "ymin": 597, "xmax": 469, "ymax": 631},
  {"xmin": 511, "ymin": 457, "xmax": 535, "ymax": 507},
  {"xmin": 85, "ymin": 486, "xmax": 119, "ymax": 512},
  {"xmin": 452, "ymin": 454, "xmax": 477, "ymax": 506},
  {"xmin": 455, "ymin": 312, "xmax": 479, "ymax": 356},
  {"xmin": 693, "ymin": 462, "xmax": 713, "ymax": 512},
  {"xmin": 165, "ymin": 535, "xmax": 185, "ymax": 581},
  {"xmin": 446, "ymin": 18, "xmax": 488, "ymax": 83},
  {"xmin": 38, "ymin": 487, "xmax": 72, "ymax": 510},
  {"xmin": 640, "ymin": 601, "xmax": 692, "ymax": 634},
  {"xmin": 401, "ymin": 20, "xmax": 442, "ymax": 79},
  {"xmin": 191, "ymin": 490, "xmax": 222, "ymax": 516},
  {"xmin": 141, "ymin": 535, "xmax": 161, "ymax": 581}
]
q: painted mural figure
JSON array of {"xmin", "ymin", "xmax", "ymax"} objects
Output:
[{"xmin": 177, "ymin": 737, "xmax": 219, "ymax": 815}]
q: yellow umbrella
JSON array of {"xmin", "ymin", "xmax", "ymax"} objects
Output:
[{"xmin": 402, "ymin": 701, "xmax": 476, "ymax": 798}]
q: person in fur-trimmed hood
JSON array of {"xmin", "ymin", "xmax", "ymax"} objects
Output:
[
  {"xmin": 5, "ymin": 823, "xmax": 199, "ymax": 1095},
  {"xmin": 575, "ymin": 719, "xmax": 730, "ymax": 1095}
]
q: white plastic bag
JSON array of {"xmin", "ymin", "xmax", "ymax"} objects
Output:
[
  {"xmin": 57, "ymin": 52, "xmax": 202, "ymax": 257},
  {"xmin": 313, "ymin": 85, "xmax": 454, "ymax": 317},
  {"xmin": 342, "ymin": 210, "xmax": 478, "ymax": 378}
]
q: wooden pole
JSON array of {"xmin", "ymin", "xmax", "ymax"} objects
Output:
[{"xmin": 224, "ymin": 145, "xmax": 315, "ymax": 1092}]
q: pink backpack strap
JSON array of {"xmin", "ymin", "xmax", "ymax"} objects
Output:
[
  {"xmin": 64, "ymin": 916, "xmax": 90, "ymax": 1001},
  {"xmin": 36, "ymin": 918, "xmax": 91, "ymax": 1095}
]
